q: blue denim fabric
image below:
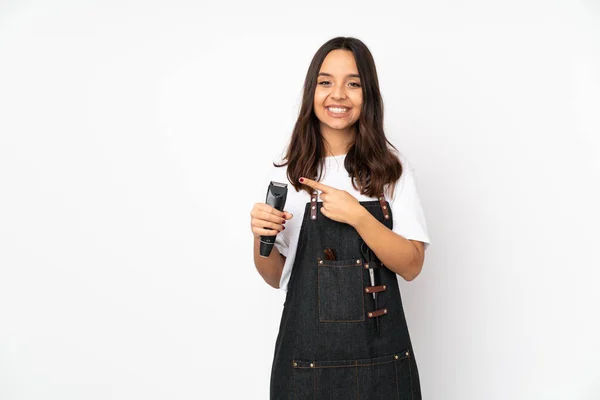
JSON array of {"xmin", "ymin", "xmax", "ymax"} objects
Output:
[{"xmin": 270, "ymin": 199, "xmax": 422, "ymax": 399}]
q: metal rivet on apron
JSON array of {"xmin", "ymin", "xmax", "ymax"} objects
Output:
[
  {"xmin": 310, "ymin": 363, "xmax": 314, "ymax": 368},
  {"xmin": 405, "ymin": 351, "xmax": 409, "ymax": 356},
  {"xmin": 379, "ymin": 196, "xmax": 383, "ymax": 201},
  {"xmin": 384, "ymin": 215, "xmax": 389, "ymax": 219},
  {"xmin": 356, "ymin": 259, "xmax": 361, "ymax": 264},
  {"xmin": 382, "ymin": 205, "xmax": 387, "ymax": 209},
  {"xmin": 311, "ymin": 216, "xmax": 316, "ymax": 220},
  {"xmin": 383, "ymin": 285, "xmax": 387, "ymax": 289},
  {"xmin": 319, "ymin": 260, "xmax": 323, "ymax": 264},
  {"xmin": 394, "ymin": 355, "xmax": 398, "ymax": 360},
  {"xmin": 368, "ymin": 312, "xmax": 373, "ymax": 317},
  {"xmin": 312, "ymin": 205, "xmax": 315, "ymax": 210},
  {"xmin": 293, "ymin": 362, "xmax": 297, "ymax": 367},
  {"xmin": 384, "ymin": 309, "xmax": 387, "ymax": 313}
]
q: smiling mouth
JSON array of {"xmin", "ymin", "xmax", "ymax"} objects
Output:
[{"xmin": 326, "ymin": 106, "xmax": 350, "ymax": 114}]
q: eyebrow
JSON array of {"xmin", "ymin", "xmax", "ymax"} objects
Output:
[{"xmin": 318, "ymin": 72, "xmax": 361, "ymax": 79}]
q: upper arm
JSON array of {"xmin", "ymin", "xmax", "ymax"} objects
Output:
[
  {"xmin": 390, "ymin": 167, "xmax": 431, "ymax": 252},
  {"xmin": 409, "ymin": 239, "xmax": 425, "ymax": 268}
]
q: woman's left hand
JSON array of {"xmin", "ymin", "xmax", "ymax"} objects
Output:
[{"xmin": 299, "ymin": 177, "xmax": 365, "ymax": 226}]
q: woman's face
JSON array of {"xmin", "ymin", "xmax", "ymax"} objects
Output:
[{"xmin": 313, "ymin": 49, "xmax": 363, "ymax": 133}]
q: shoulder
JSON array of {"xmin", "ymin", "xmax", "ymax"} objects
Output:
[
  {"xmin": 385, "ymin": 149, "xmax": 417, "ymax": 201},
  {"xmin": 389, "ymin": 148, "xmax": 415, "ymax": 172}
]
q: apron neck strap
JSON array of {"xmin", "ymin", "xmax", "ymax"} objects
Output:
[{"xmin": 310, "ymin": 191, "xmax": 389, "ymax": 221}]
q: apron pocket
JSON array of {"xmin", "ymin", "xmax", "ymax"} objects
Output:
[
  {"xmin": 292, "ymin": 349, "xmax": 414, "ymax": 399},
  {"xmin": 317, "ymin": 257, "xmax": 364, "ymax": 322}
]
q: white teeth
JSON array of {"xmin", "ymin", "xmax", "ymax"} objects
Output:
[{"xmin": 327, "ymin": 107, "xmax": 349, "ymax": 113}]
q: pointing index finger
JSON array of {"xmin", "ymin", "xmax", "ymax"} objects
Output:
[{"xmin": 299, "ymin": 177, "xmax": 332, "ymax": 193}]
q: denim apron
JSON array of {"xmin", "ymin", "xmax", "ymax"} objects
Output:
[{"xmin": 270, "ymin": 190, "xmax": 422, "ymax": 399}]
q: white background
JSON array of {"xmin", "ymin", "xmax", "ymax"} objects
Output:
[{"xmin": 1, "ymin": 1, "xmax": 599, "ymax": 399}]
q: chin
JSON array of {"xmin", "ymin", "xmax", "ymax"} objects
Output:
[
  {"xmin": 328, "ymin": 120, "xmax": 358, "ymax": 130},
  {"xmin": 331, "ymin": 124, "xmax": 353, "ymax": 131}
]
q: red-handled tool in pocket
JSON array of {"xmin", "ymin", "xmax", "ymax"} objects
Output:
[{"xmin": 323, "ymin": 248, "xmax": 336, "ymax": 261}]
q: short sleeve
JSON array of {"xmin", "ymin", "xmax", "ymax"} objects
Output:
[
  {"xmin": 262, "ymin": 165, "xmax": 290, "ymax": 257},
  {"xmin": 390, "ymin": 168, "xmax": 431, "ymax": 251}
]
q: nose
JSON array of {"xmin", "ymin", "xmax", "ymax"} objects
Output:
[{"xmin": 331, "ymin": 83, "xmax": 347, "ymax": 100}]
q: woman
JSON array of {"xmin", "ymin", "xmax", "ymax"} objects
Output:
[{"xmin": 250, "ymin": 36, "xmax": 430, "ymax": 399}]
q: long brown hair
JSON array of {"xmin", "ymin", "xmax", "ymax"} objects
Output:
[{"xmin": 275, "ymin": 36, "xmax": 403, "ymax": 199}]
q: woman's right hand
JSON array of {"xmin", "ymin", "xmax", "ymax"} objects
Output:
[{"xmin": 250, "ymin": 203, "xmax": 293, "ymax": 239}]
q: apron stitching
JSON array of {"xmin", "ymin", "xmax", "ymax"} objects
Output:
[
  {"xmin": 355, "ymin": 360, "xmax": 359, "ymax": 400},
  {"xmin": 313, "ymin": 367, "xmax": 316, "ymax": 400},
  {"xmin": 317, "ymin": 257, "xmax": 321, "ymax": 322},
  {"xmin": 360, "ymin": 266, "xmax": 366, "ymax": 321},
  {"xmin": 320, "ymin": 319, "xmax": 364, "ymax": 322},
  {"xmin": 292, "ymin": 362, "xmax": 296, "ymax": 400},
  {"xmin": 408, "ymin": 350, "xmax": 414, "ymax": 400},
  {"xmin": 394, "ymin": 357, "xmax": 400, "ymax": 400},
  {"xmin": 294, "ymin": 357, "xmax": 401, "ymax": 368}
]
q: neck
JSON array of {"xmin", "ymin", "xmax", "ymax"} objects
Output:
[{"xmin": 320, "ymin": 124, "xmax": 356, "ymax": 157}]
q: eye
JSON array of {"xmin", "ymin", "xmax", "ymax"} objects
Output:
[{"xmin": 317, "ymin": 80, "xmax": 361, "ymax": 87}]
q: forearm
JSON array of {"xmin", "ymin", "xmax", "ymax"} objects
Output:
[
  {"xmin": 351, "ymin": 208, "xmax": 422, "ymax": 281},
  {"xmin": 253, "ymin": 236, "xmax": 285, "ymax": 288}
]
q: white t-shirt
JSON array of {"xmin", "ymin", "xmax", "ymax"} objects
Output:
[{"xmin": 261, "ymin": 151, "xmax": 431, "ymax": 292}]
